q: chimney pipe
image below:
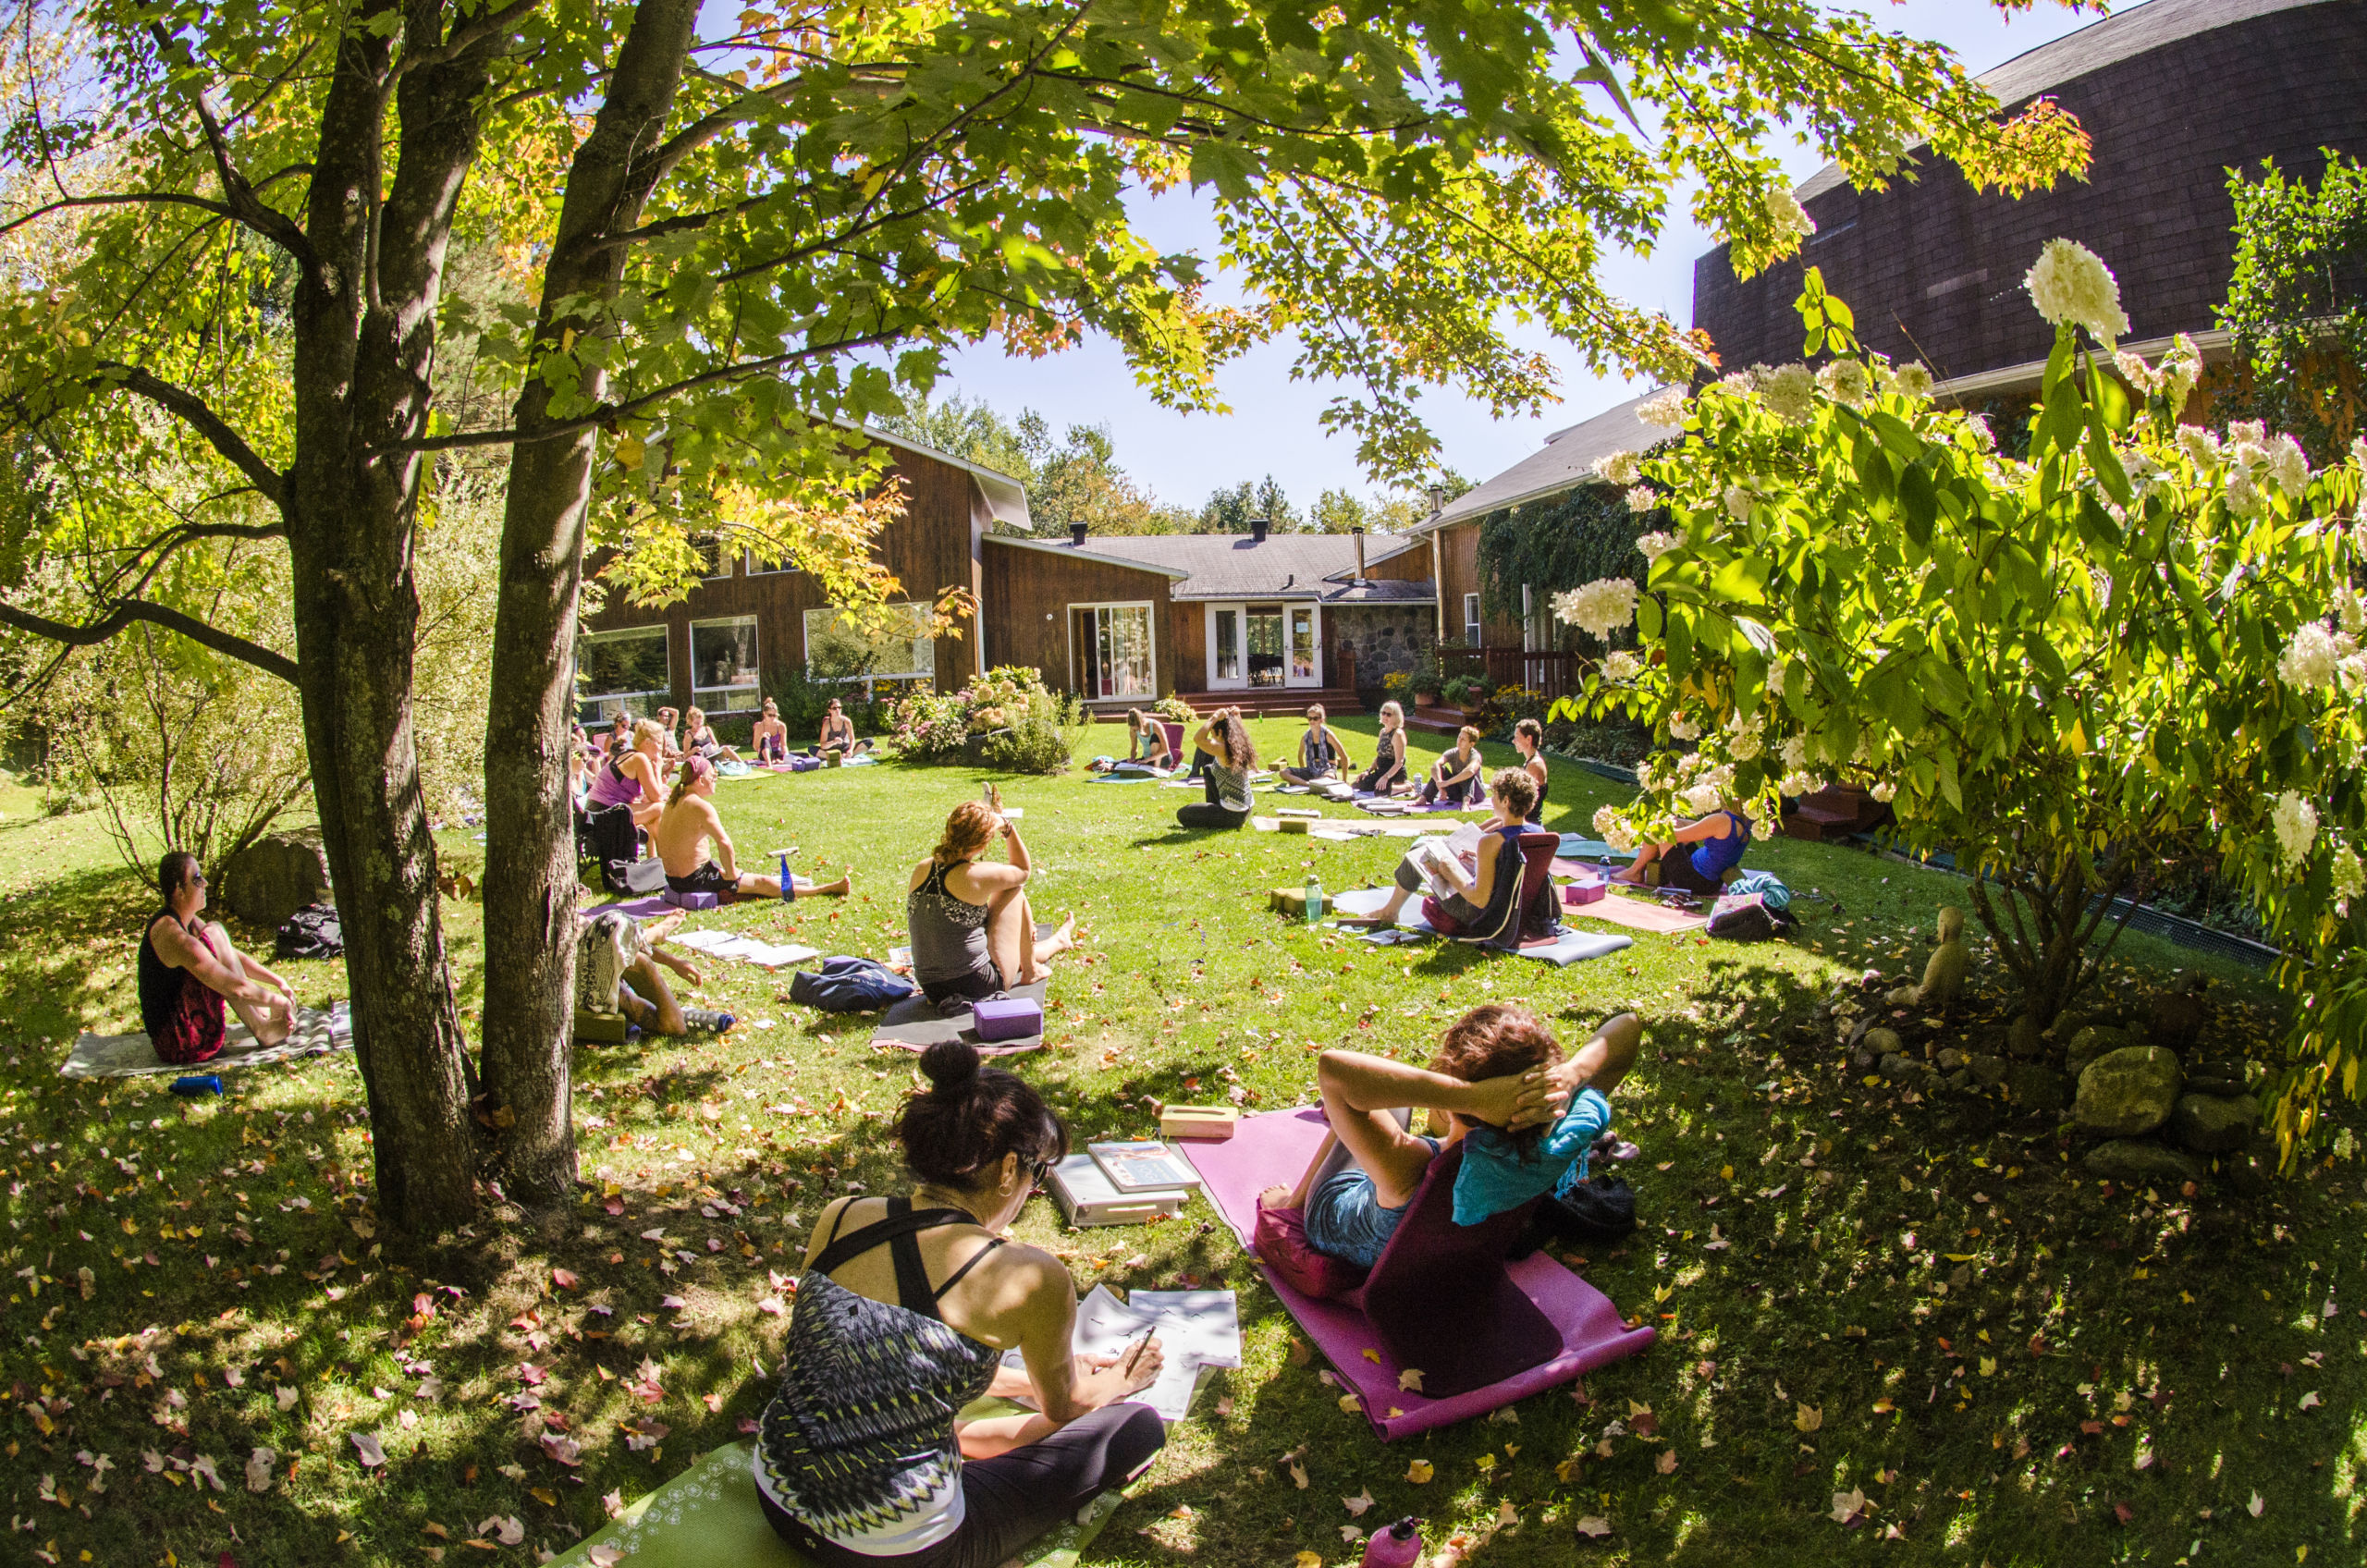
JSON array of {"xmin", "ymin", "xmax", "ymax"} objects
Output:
[
  {"xmin": 1070, "ymin": 521, "xmax": 1087, "ymax": 548},
  {"xmin": 1352, "ymin": 526, "xmax": 1367, "ymax": 583},
  {"xmin": 1250, "ymin": 516, "xmax": 1270, "ymax": 545},
  {"xmin": 1426, "ymin": 483, "xmax": 1447, "ymax": 521}
]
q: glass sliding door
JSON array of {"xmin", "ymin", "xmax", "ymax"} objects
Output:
[
  {"xmin": 1288, "ymin": 606, "xmax": 1318, "ymax": 685},
  {"xmin": 1072, "ymin": 603, "xmax": 1155, "ymax": 699},
  {"xmin": 1245, "ymin": 606, "xmax": 1284, "ymax": 687},
  {"xmin": 1213, "ymin": 607, "xmax": 1242, "ymax": 684}
]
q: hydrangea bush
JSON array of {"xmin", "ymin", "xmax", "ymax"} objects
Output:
[
  {"xmin": 1554, "ymin": 251, "xmax": 2367, "ymax": 1164},
  {"xmin": 886, "ymin": 665, "xmax": 1085, "ymax": 773}
]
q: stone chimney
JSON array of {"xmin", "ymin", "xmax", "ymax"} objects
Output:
[
  {"xmin": 1352, "ymin": 526, "xmax": 1367, "ymax": 583},
  {"xmin": 1250, "ymin": 516, "xmax": 1270, "ymax": 544},
  {"xmin": 1070, "ymin": 521, "xmax": 1087, "ymax": 547}
]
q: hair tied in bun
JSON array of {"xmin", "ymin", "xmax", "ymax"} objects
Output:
[{"xmin": 919, "ymin": 1039, "xmax": 982, "ymax": 1095}]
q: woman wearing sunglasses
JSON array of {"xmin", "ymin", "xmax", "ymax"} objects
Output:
[{"xmin": 754, "ymin": 1038, "xmax": 1167, "ymax": 1567}]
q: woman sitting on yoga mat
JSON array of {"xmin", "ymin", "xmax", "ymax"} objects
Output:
[
  {"xmin": 1613, "ymin": 800, "xmax": 1751, "ymax": 895},
  {"xmin": 1354, "ymin": 701, "xmax": 1410, "ymax": 795},
  {"xmin": 756, "ymin": 1040, "xmax": 1167, "ymax": 1568},
  {"xmin": 1124, "ymin": 708, "xmax": 1173, "ymax": 768},
  {"xmin": 1259, "ymin": 1005, "xmax": 1641, "ymax": 1268},
  {"xmin": 1278, "ymin": 703, "xmax": 1355, "ymax": 786},
  {"xmin": 681, "ymin": 704, "xmax": 741, "ymax": 766},
  {"xmin": 140, "ymin": 851, "xmax": 299, "ymax": 1064},
  {"xmin": 656, "ymin": 755, "xmax": 853, "ymax": 900},
  {"xmin": 1341, "ymin": 766, "xmax": 1538, "ymax": 929},
  {"xmin": 1419, "ymin": 725, "xmax": 1486, "ymax": 805},
  {"xmin": 1512, "ymin": 717, "xmax": 1550, "ymax": 825},
  {"xmin": 584, "ymin": 718, "xmax": 667, "ymax": 829},
  {"xmin": 752, "ymin": 697, "xmax": 790, "ymax": 764},
  {"xmin": 817, "ymin": 696, "xmax": 872, "ymax": 756},
  {"xmin": 906, "ymin": 802, "xmax": 1078, "ymax": 1005},
  {"xmin": 1176, "ymin": 708, "xmax": 1257, "ymax": 829}
]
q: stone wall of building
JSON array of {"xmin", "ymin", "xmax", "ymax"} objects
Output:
[{"xmin": 1330, "ymin": 604, "xmax": 1437, "ymax": 702}]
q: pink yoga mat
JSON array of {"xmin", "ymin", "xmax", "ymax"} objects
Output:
[{"xmin": 1184, "ymin": 1109, "xmax": 1655, "ymax": 1441}]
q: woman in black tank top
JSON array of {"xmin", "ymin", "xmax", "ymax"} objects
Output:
[{"xmin": 1514, "ymin": 717, "xmax": 1551, "ymax": 826}]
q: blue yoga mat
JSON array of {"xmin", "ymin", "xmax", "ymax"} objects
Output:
[{"xmin": 1557, "ymin": 835, "xmax": 1637, "ymax": 862}]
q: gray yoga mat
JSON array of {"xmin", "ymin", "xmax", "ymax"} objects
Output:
[{"xmin": 870, "ymin": 978, "xmax": 1053, "ymax": 1056}]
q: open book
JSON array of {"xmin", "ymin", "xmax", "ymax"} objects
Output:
[
  {"xmin": 1405, "ymin": 821, "xmax": 1488, "ymax": 900},
  {"xmin": 997, "ymin": 1284, "xmax": 1243, "ymax": 1423}
]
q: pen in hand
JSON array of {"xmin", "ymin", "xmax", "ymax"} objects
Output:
[{"xmin": 1120, "ymin": 1330, "xmax": 1155, "ymax": 1378}]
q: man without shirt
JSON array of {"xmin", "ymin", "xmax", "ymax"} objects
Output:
[{"xmin": 654, "ymin": 754, "xmax": 852, "ymax": 900}]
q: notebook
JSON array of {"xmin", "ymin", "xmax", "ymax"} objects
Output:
[{"xmin": 1088, "ymin": 1141, "xmax": 1205, "ymax": 1194}]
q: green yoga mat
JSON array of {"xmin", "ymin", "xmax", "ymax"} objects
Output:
[{"xmin": 546, "ymin": 1440, "xmax": 1129, "ymax": 1568}]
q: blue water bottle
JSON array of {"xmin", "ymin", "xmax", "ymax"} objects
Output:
[
  {"xmin": 780, "ymin": 851, "xmax": 794, "ymax": 902},
  {"xmin": 170, "ymin": 1075, "xmax": 223, "ymax": 1097}
]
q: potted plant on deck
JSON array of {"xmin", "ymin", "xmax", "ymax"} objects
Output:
[{"xmin": 1409, "ymin": 649, "xmax": 1443, "ymax": 711}]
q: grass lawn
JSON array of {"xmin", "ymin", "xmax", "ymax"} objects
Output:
[{"xmin": 1, "ymin": 717, "xmax": 2361, "ymax": 1568}]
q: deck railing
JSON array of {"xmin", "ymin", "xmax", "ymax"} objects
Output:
[{"xmin": 1438, "ymin": 646, "xmax": 1580, "ymax": 701}]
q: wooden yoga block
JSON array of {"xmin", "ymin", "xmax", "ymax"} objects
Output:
[
  {"xmin": 1159, "ymin": 1105, "xmax": 1239, "ymax": 1141},
  {"xmin": 573, "ymin": 1008, "xmax": 631, "ymax": 1044}
]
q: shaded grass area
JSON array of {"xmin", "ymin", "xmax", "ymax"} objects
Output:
[{"xmin": 1, "ymin": 719, "xmax": 2362, "ymax": 1568}]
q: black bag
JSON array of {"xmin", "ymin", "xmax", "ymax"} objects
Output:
[
  {"xmin": 788, "ymin": 957, "xmax": 916, "ymax": 1012},
  {"xmin": 1534, "ymin": 1171, "xmax": 1637, "ymax": 1245},
  {"xmin": 275, "ymin": 901, "xmax": 344, "ymax": 961},
  {"xmin": 578, "ymin": 802, "xmax": 638, "ymax": 868},
  {"xmin": 1706, "ymin": 892, "xmax": 1796, "ymax": 942}
]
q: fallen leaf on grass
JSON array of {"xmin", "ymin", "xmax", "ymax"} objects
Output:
[
  {"xmin": 1404, "ymin": 1459, "xmax": 1433, "ymax": 1484},
  {"xmin": 1831, "ymin": 1488, "xmax": 1867, "ymax": 1525},
  {"xmin": 275, "ymin": 1386, "xmax": 299, "ymax": 1412},
  {"xmin": 551, "ymin": 1268, "xmax": 578, "ymax": 1292},
  {"xmin": 1282, "ymin": 1449, "xmax": 1308, "ymax": 1489},
  {"xmin": 1495, "ymin": 1501, "xmax": 1518, "ymax": 1527},
  {"xmin": 2249, "ymin": 1492, "xmax": 2265, "ymax": 1518},
  {"xmin": 1288, "ymin": 1338, "xmax": 1310, "ymax": 1367},
  {"xmin": 244, "ymin": 1448, "xmax": 276, "ymax": 1493},
  {"xmin": 1342, "ymin": 1488, "xmax": 1373, "ymax": 1516},
  {"xmin": 478, "ymin": 1517, "xmax": 525, "ymax": 1547},
  {"xmin": 1556, "ymin": 1457, "xmax": 1584, "ymax": 1484},
  {"xmin": 1294, "ymin": 1554, "xmax": 1322, "ymax": 1568},
  {"xmin": 1655, "ymin": 1450, "xmax": 1677, "ymax": 1475},
  {"xmin": 2300, "ymin": 1391, "xmax": 2323, "ymax": 1411},
  {"xmin": 350, "ymin": 1433, "xmax": 386, "ymax": 1470},
  {"xmin": 1339, "ymin": 1525, "xmax": 1366, "ymax": 1545},
  {"xmin": 1794, "ymin": 1404, "xmax": 1822, "ymax": 1434},
  {"xmin": 602, "ymin": 1489, "xmax": 625, "ymax": 1520},
  {"xmin": 1574, "ymin": 1516, "xmax": 1612, "ymax": 1539}
]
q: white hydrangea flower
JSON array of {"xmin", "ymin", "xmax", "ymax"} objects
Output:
[
  {"xmin": 2333, "ymin": 846, "xmax": 2365, "ymax": 917},
  {"xmin": 1870, "ymin": 780, "xmax": 1897, "ymax": 803},
  {"xmin": 2350, "ymin": 435, "xmax": 2367, "ymax": 472},
  {"xmin": 1760, "ymin": 363, "xmax": 1815, "ymax": 425},
  {"xmin": 1592, "ymin": 803, "xmax": 1637, "ymax": 853},
  {"xmin": 2024, "ymin": 237, "xmax": 2129, "ymax": 346},
  {"xmin": 1592, "ymin": 449, "xmax": 1642, "ymax": 486},
  {"xmin": 1668, "ymin": 713, "xmax": 1701, "ymax": 742},
  {"xmin": 2274, "ymin": 790, "xmax": 2321, "ymax": 869},
  {"xmin": 1965, "ymin": 414, "xmax": 1994, "ymax": 451},
  {"xmin": 1682, "ymin": 781, "xmax": 1724, "ymax": 817},
  {"xmin": 2225, "ymin": 465, "xmax": 2263, "ymax": 519},
  {"xmin": 1637, "ymin": 386, "xmax": 1690, "ymax": 429},
  {"xmin": 1623, "ymin": 485, "xmax": 1657, "ymax": 514},
  {"xmin": 2338, "ymin": 1125, "xmax": 2360, "ymax": 1161},
  {"xmin": 1552, "ymin": 577, "xmax": 1641, "ymax": 639},
  {"xmin": 1636, "ymin": 531, "xmax": 1678, "ymax": 564},
  {"xmin": 1765, "ymin": 660, "xmax": 1786, "ymax": 698},
  {"xmin": 2114, "ymin": 350, "xmax": 2161, "ymax": 395},
  {"xmin": 2229, "ymin": 420, "xmax": 2266, "ymax": 447},
  {"xmin": 1887, "ymin": 362, "xmax": 1934, "ymax": 399},
  {"xmin": 1765, "ymin": 185, "xmax": 1816, "ymax": 246},
  {"xmin": 1779, "ymin": 769, "xmax": 1824, "ymax": 797},
  {"xmin": 1816, "ymin": 360, "xmax": 1871, "ymax": 408},
  {"xmin": 2336, "ymin": 584, "xmax": 2365, "ymax": 635},
  {"xmin": 1780, "ymin": 732, "xmax": 1810, "ymax": 772},
  {"xmin": 2266, "ymin": 434, "xmax": 2311, "ymax": 493},
  {"xmin": 2278, "ymin": 622, "xmax": 2343, "ymax": 691},
  {"xmin": 1723, "ymin": 711, "xmax": 1765, "ymax": 763},
  {"xmin": 2176, "ymin": 425, "xmax": 2220, "ymax": 468},
  {"xmin": 1601, "ymin": 650, "xmax": 1644, "ymax": 683},
  {"xmin": 2159, "ymin": 334, "xmax": 2201, "ymax": 406},
  {"xmin": 1722, "ymin": 485, "xmax": 1753, "ymax": 522}
]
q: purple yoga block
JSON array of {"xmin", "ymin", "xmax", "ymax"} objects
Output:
[
  {"xmin": 665, "ymin": 888, "xmax": 721, "ymax": 911},
  {"xmin": 1561, "ymin": 878, "xmax": 1607, "ymax": 907},
  {"xmin": 973, "ymin": 997, "xmax": 1043, "ymax": 1041}
]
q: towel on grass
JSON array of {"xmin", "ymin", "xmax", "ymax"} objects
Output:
[{"xmin": 63, "ymin": 1002, "xmax": 352, "ymax": 1080}]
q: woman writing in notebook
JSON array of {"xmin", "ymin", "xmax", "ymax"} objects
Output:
[
  {"xmin": 1338, "ymin": 766, "xmax": 1537, "ymax": 930},
  {"xmin": 755, "ymin": 1040, "xmax": 1166, "ymax": 1567}
]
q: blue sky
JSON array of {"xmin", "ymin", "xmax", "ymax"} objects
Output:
[{"xmin": 928, "ymin": 1, "xmax": 2096, "ymax": 512}]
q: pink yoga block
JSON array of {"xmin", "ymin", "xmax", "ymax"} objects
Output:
[
  {"xmin": 664, "ymin": 888, "xmax": 721, "ymax": 911},
  {"xmin": 973, "ymin": 998, "xmax": 1043, "ymax": 1041},
  {"xmin": 1562, "ymin": 878, "xmax": 1607, "ymax": 906}
]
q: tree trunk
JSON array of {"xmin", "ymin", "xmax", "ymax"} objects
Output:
[
  {"xmin": 479, "ymin": 0, "xmax": 703, "ymax": 1205},
  {"xmin": 278, "ymin": 9, "xmax": 504, "ymax": 1236}
]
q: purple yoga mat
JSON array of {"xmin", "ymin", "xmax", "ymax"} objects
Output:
[
  {"xmin": 1184, "ymin": 1108, "xmax": 1655, "ymax": 1441},
  {"xmin": 583, "ymin": 894, "xmax": 676, "ymax": 919}
]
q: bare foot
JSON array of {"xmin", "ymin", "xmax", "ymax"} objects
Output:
[
  {"xmin": 1257, "ymin": 1184, "xmax": 1296, "ymax": 1212},
  {"xmin": 1041, "ymin": 913, "xmax": 1077, "ymax": 958},
  {"xmin": 804, "ymin": 874, "xmax": 852, "ymax": 898},
  {"xmin": 644, "ymin": 910, "xmax": 687, "ymax": 941}
]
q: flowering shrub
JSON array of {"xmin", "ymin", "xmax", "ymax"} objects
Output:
[
  {"xmin": 888, "ymin": 666, "xmax": 1086, "ymax": 773},
  {"xmin": 1551, "ymin": 251, "xmax": 2367, "ymax": 1164},
  {"xmin": 886, "ymin": 690, "xmax": 970, "ymax": 762}
]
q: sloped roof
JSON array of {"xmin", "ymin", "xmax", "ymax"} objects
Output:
[
  {"xmin": 1428, "ymin": 390, "xmax": 1678, "ymax": 529},
  {"xmin": 986, "ymin": 530, "xmax": 1434, "ymax": 602},
  {"xmin": 860, "ymin": 425, "xmax": 1034, "ymax": 530},
  {"xmin": 1797, "ymin": 0, "xmax": 2331, "ymax": 202}
]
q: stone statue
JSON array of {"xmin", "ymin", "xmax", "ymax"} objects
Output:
[{"xmin": 1886, "ymin": 906, "xmax": 1969, "ymax": 1014}]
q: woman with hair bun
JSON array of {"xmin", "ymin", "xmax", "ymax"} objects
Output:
[
  {"xmin": 906, "ymin": 801, "xmax": 1075, "ymax": 1006},
  {"xmin": 754, "ymin": 1040, "xmax": 1167, "ymax": 1565}
]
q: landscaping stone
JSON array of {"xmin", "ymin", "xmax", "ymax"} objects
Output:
[
  {"xmin": 2083, "ymin": 1139, "xmax": 2204, "ymax": 1186},
  {"xmin": 2005, "ymin": 1015, "xmax": 2045, "ymax": 1058},
  {"xmin": 1935, "ymin": 1047, "xmax": 1966, "ymax": 1071},
  {"xmin": 1862, "ymin": 1027, "xmax": 1902, "ymax": 1060},
  {"xmin": 221, "ymin": 829, "xmax": 333, "ymax": 929},
  {"xmin": 1968, "ymin": 1052, "xmax": 2009, "ymax": 1087},
  {"xmin": 2168, "ymin": 1093, "xmax": 2258, "ymax": 1155},
  {"xmin": 2074, "ymin": 1047, "xmax": 2184, "ymax": 1137},
  {"xmin": 2005, "ymin": 1062, "xmax": 2070, "ymax": 1111},
  {"xmin": 2067, "ymin": 1024, "xmax": 2130, "ymax": 1060},
  {"xmin": 1945, "ymin": 1069, "xmax": 1972, "ymax": 1093}
]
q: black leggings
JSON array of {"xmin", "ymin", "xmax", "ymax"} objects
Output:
[
  {"xmin": 760, "ymin": 1403, "xmax": 1166, "ymax": 1568},
  {"xmin": 1176, "ymin": 770, "xmax": 1248, "ymax": 830}
]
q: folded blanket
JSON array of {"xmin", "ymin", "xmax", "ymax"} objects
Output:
[{"xmin": 63, "ymin": 1002, "xmax": 352, "ymax": 1080}]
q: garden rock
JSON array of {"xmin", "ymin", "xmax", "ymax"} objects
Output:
[
  {"xmin": 221, "ymin": 829, "xmax": 333, "ymax": 929},
  {"xmin": 1935, "ymin": 1047, "xmax": 1966, "ymax": 1071},
  {"xmin": 1862, "ymin": 1026, "xmax": 1902, "ymax": 1060},
  {"xmin": 2074, "ymin": 1047, "xmax": 2183, "ymax": 1137},
  {"xmin": 2167, "ymin": 1093, "xmax": 2257, "ymax": 1155},
  {"xmin": 2065, "ymin": 1024, "xmax": 2128, "ymax": 1066},
  {"xmin": 2005, "ymin": 1015, "xmax": 2045, "ymax": 1059},
  {"xmin": 1968, "ymin": 1052, "xmax": 2008, "ymax": 1087},
  {"xmin": 2082, "ymin": 1139, "xmax": 2204, "ymax": 1187},
  {"xmin": 2004, "ymin": 1063, "xmax": 2070, "ymax": 1111}
]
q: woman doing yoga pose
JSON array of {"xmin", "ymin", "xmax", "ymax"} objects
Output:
[
  {"xmin": 1353, "ymin": 701, "xmax": 1410, "ymax": 795},
  {"xmin": 1176, "ymin": 708, "xmax": 1257, "ymax": 830},
  {"xmin": 1343, "ymin": 767, "xmax": 1538, "ymax": 929},
  {"xmin": 1511, "ymin": 717, "xmax": 1550, "ymax": 825},
  {"xmin": 818, "ymin": 697, "xmax": 871, "ymax": 756},
  {"xmin": 1613, "ymin": 802, "xmax": 1750, "ymax": 894},
  {"xmin": 754, "ymin": 1040, "xmax": 1167, "ymax": 1567},
  {"xmin": 1278, "ymin": 704, "xmax": 1355, "ymax": 786},
  {"xmin": 1419, "ymin": 726, "xmax": 1485, "ymax": 805},
  {"xmin": 905, "ymin": 802, "xmax": 1077, "ymax": 1006},
  {"xmin": 1259, "ymin": 1005, "xmax": 1640, "ymax": 1268}
]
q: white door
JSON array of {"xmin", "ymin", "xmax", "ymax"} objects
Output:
[
  {"xmin": 1287, "ymin": 606, "xmax": 1320, "ymax": 688},
  {"xmin": 1208, "ymin": 605, "xmax": 1246, "ymax": 689}
]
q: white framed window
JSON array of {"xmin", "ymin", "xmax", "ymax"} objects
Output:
[
  {"xmin": 692, "ymin": 533, "xmax": 730, "ymax": 581},
  {"xmin": 1212, "ymin": 606, "xmax": 1242, "ymax": 683},
  {"xmin": 745, "ymin": 547, "xmax": 794, "ymax": 577},
  {"xmin": 803, "ymin": 602, "xmax": 936, "ymax": 689},
  {"xmin": 1071, "ymin": 601, "xmax": 1155, "ymax": 700},
  {"xmin": 1464, "ymin": 592, "xmax": 1482, "ymax": 647},
  {"xmin": 576, "ymin": 625, "xmax": 671, "ymax": 723},
  {"xmin": 690, "ymin": 616, "xmax": 761, "ymax": 712}
]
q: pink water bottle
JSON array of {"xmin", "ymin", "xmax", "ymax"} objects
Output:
[{"xmin": 1362, "ymin": 1517, "xmax": 1422, "ymax": 1568}]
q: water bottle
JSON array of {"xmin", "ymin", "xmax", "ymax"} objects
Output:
[
  {"xmin": 1304, "ymin": 872, "xmax": 1323, "ymax": 925},
  {"xmin": 169, "ymin": 1075, "xmax": 223, "ymax": 1097},
  {"xmin": 1361, "ymin": 1517, "xmax": 1422, "ymax": 1568},
  {"xmin": 780, "ymin": 852, "xmax": 794, "ymax": 902}
]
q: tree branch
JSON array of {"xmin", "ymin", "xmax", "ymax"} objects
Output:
[
  {"xmin": 96, "ymin": 362, "xmax": 288, "ymax": 507},
  {"xmin": 0, "ymin": 190, "xmax": 242, "ymax": 241},
  {"xmin": 391, "ymin": 0, "xmax": 545, "ymax": 79},
  {"xmin": 145, "ymin": 22, "xmax": 317, "ymax": 266},
  {"xmin": 0, "ymin": 598, "xmax": 299, "ymax": 685}
]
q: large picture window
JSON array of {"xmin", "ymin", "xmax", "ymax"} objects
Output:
[
  {"xmin": 690, "ymin": 617, "xmax": 761, "ymax": 712},
  {"xmin": 577, "ymin": 626, "xmax": 671, "ymax": 722},
  {"xmin": 803, "ymin": 602, "xmax": 936, "ymax": 688},
  {"xmin": 1073, "ymin": 602, "xmax": 1154, "ymax": 700}
]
